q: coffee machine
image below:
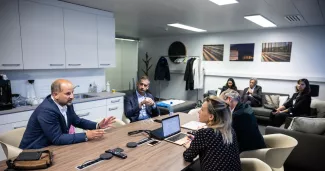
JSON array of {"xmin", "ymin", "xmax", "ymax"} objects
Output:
[{"xmin": 0, "ymin": 80, "xmax": 13, "ymax": 110}]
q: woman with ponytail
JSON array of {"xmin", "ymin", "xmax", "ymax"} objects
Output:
[{"xmin": 183, "ymin": 96, "xmax": 241, "ymax": 171}]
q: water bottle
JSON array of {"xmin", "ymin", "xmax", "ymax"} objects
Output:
[
  {"xmin": 168, "ymin": 102, "xmax": 174, "ymax": 116},
  {"xmin": 106, "ymin": 81, "xmax": 110, "ymax": 92}
]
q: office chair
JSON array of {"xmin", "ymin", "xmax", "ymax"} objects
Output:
[
  {"xmin": 240, "ymin": 134, "xmax": 298, "ymax": 171},
  {"xmin": 241, "ymin": 158, "xmax": 272, "ymax": 171},
  {"xmin": 0, "ymin": 127, "xmax": 26, "ymax": 159}
]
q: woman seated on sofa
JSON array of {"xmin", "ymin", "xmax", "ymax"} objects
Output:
[
  {"xmin": 220, "ymin": 78, "xmax": 238, "ymax": 94},
  {"xmin": 183, "ymin": 96, "xmax": 241, "ymax": 171},
  {"xmin": 270, "ymin": 78, "xmax": 311, "ymax": 127}
]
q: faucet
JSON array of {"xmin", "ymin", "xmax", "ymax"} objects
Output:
[{"xmin": 73, "ymin": 85, "xmax": 80, "ymax": 89}]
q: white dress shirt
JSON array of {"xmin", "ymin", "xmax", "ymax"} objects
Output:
[{"xmin": 51, "ymin": 96, "xmax": 68, "ymax": 126}]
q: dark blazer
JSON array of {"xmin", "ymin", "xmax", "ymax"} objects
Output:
[
  {"xmin": 124, "ymin": 91, "xmax": 160, "ymax": 122},
  {"xmin": 154, "ymin": 57, "xmax": 170, "ymax": 81},
  {"xmin": 220, "ymin": 86, "xmax": 238, "ymax": 94},
  {"xmin": 232, "ymin": 102, "xmax": 266, "ymax": 152},
  {"xmin": 242, "ymin": 85, "xmax": 263, "ymax": 105},
  {"xmin": 284, "ymin": 92, "xmax": 311, "ymax": 116},
  {"xmin": 19, "ymin": 95, "xmax": 97, "ymax": 149},
  {"xmin": 184, "ymin": 58, "xmax": 195, "ymax": 90}
]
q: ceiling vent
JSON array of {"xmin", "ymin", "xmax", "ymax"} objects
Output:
[{"xmin": 285, "ymin": 15, "xmax": 304, "ymax": 23}]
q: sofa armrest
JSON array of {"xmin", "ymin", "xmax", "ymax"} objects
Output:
[{"xmin": 265, "ymin": 126, "xmax": 325, "ymax": 171}]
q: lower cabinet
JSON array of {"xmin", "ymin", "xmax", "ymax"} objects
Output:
[
  {"xmin": 106, "ymin": 103, "xmax": 123, "ymax": 120},
  {"xmin": 74, "ymin": 106, "xmax": 107, "ymax": 133}
]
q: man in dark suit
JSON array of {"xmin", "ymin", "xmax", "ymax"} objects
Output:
[
  {"xmin": 242, "ymin": 78, "xmax": 263, "ymax": 107},
  {"xmin": 124, "ymin": 76, "xmax": 160, "ymax": 122},
  {"xmin": 20, "ymin": 79, "xmax": 116, "ymax": 149},
  {"xmin": 223, "ymin": 90, "xmax": 266, "ymax": 153}
]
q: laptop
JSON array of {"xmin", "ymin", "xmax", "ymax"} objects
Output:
[{"xmin": 150, "ymin": 114, "xmax": 188, "ymax": 145}]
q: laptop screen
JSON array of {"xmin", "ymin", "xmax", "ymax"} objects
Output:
[{"xmin": 162, "ymin": 115, "xmax": 180, "ymax": 137}]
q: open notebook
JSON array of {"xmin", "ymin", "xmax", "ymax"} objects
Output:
[{"xmin": 181, "ymin": 121, "xmax": 206, "ymax": 130}]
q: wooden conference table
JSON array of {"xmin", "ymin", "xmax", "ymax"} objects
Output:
[{"xmin": 0, "ymin": 113, "xmax": 198, "ymax": 171}]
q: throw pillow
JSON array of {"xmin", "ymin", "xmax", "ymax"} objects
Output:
[
  {"xmin": 289, "ymin": 117, "xmax": 325, "ymax": 135},
  {"xmin": 279, "ymin": 96, "xmax": 289, "ymax": 107},
  {"xmin": 310, "ymin": 99, "xmax": 325, "ymax": 118},
  {"xmin": 264, "ymin": 95, "xmax": 280, "ymax": 108}
]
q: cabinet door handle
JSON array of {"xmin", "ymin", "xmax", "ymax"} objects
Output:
[
  {"xmin": 109, "ymin": 107, "xmax": 118, "ymax": 111},
  {"xmin": 100, "ymin": 64, "xmax": 110, "ymax": 66},
  {"xmin": 68, "ymin": 64, "xmax": 81, "ymax": 66},
  {"xmin": 14, "ymin": 126, "xmax": 25, "ymax": 129},
  {"xmin": 111, "ymin": 99, "xmax": 120, "ymax": 103},
  {"xmin": 50, "ymin": 64, "xmax": 64, "ymax": 66},
  {"xmin": 2, "ymin": 64, "xmax": 20, "ymax": 67},
  {"xmin": 77, "ymin": 112, "xmax": 90, "ymax": 117}
]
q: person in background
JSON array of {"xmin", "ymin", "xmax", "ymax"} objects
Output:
[
  {"xmin": 270, "ymin": 78, "xmax": 311, "ymax": 127},
  {"xmin": 242, "ymin": 78, "xmax": 262, "ymax": 107},
  {"xmin": 124, "ymin": 76, "xmax": 160, "ymax": 122},
  {"xmin": 220, "ymin": 78, "xmax": 238, "ymax": 94},
  {"xmin": 223, "ymin": 90, "xmax": 266, "ymax": 153},
  {"xmin": 20, "ymin": 79, "xmax": 116, "ymax": 149},
  {"xmin": 183, "ymin": 96, "xmax": 241, "ymax": 171}
]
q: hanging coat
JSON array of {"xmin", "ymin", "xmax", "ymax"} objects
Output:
[
  {"xmin": 154, "ymin": 57, "xmax": 170, "ymax": 81},
  {"xmin": 193, "ymin": 59, "xmax": 204, "ymax": 89},
  {"xmin": 184, "ymin": 58, "xmax": 195, "ymax": 90}
]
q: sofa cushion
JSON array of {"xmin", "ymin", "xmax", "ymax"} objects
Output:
[
  {"xmin": 252, "ymin": 107, "xmax": 272, "ymax": 117},
  {"xmin": 288, "ymin": 117, "xmax": 325, "ymax": 135},
  {"xmin": 310, "ymin": 99, "xmax": 325, "ymax": 118},
  {"xmin": 279, "ymin": 95, "xmax": 289, "ymax": 106},
  {"xmin": 265, "ymin": 95, "xmax": 280, "ymax": 108}
]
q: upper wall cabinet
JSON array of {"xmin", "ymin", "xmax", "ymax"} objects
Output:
[
  {"xmin": 97, "ymin": 16, "xmax": 116, "ymax": 68},
  {"xmin": 64, "ymin": 9, "xmax": 98, "ymax": 68},
  {"xmin": 20, "ymin": 0, "xmax": 66, "ymax": 69},
  {"xmin": 0, "ymin": 0, "xmax": 23, "ymax": 70}
]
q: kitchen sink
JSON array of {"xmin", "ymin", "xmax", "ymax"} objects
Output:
[{"xmin": 73, "ymin": 93, "xmax": 98, "ymax": 99}]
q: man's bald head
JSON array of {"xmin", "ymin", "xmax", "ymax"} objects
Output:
[
  {"xmin": 51, "ymin": 79, "xmax": 73, "ymax": 94},
  {"xmin": 51, "ymin": 79, "xmax": 74, "ymax": 106}
]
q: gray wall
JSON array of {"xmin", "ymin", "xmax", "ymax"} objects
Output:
[{"xmin": 138, "ymin": 26, "xmax": 325, "ymax": 101}]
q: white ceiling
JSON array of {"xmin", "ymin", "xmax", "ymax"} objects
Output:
[{"xmin": 63, "ymin": 0, "xmax": 325, "ymax": 38}]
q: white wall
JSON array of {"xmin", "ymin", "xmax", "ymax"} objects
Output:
[
  {"xmin": 0, "ymin": 69, "xmax": 105, "ymax": 98},
  {"xmin": 105, "ymin": 40, "xmax": 138, "ymax": 91},
  {"xmin": 138, "ymin": 26, "xmax": 325, "ymax": 101}
]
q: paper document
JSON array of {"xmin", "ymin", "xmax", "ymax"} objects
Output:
[{"xmin": 181, "ymin": 121, "xmax": 206, "ymax": 130}]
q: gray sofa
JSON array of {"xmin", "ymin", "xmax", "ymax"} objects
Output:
[
  {"xmin": 265, "ymin": 126, "xmax": 325, "ymax": 171},
  {"xmin": 237, "ymin": 90, "xmax": 290, "ymax": 121}
]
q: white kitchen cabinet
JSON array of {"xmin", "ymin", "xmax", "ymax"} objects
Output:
[
  {"xmin": 97, "ymin": 16, "xmax": 115, "ymax": 68},
  {"xmin": 19, "ymin": 0, "xmax": 65, "ymax": 69},
  {"xmin": 64, "ymin": 9, "xmax": 98, "ymax": 68},
  {"xmin": 107, "ymin": 103, "xmax": 123, "ymax": 121},
  {"xmin": 0, "ymin": 0, "xmax": 23, "ymax": 70},
  {"xmin": 74, "ymin": 106, "xmax": 106, "ymax": 133}
]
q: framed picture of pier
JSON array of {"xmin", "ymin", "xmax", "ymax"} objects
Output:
[
  {"xmin": 203, "ymin": 44, "xmax": 224, "ymax": 61},
  {"xmin": 261, "ymin": 42, "xmax": 292, "ymax": 62},
  {"xmin": 230, "ymin": 43, "xmax": 255, "ymax": 61}
]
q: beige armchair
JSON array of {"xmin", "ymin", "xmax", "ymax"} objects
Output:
[
  {"xmin": 240, "ymin": 134, "xmax": 298, "ymax": 171},
  {"xmin": 0, "ymin": 127, "xmax": 26, "ymax": 159},
  {"xmin": 122, "ymin": 113, "xmax": 130, "ymax": 124},
  {"xmin": 188, "ymin": 108, "xmax": 200, "ymax": 115},
  {"xmin": 241, "ymin": 158, "xmax": 272, "ymax": 171}
]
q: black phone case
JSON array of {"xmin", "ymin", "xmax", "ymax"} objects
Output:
[{"xmin": 15, "ymin": 152, "xmax": 42, "ymax": 161}]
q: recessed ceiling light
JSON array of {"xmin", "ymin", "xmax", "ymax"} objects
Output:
[
  {"xmin": 244, "ymin": 15, "xmax": 277, "ymax": 27},
  {"xmin": 167, "ymin": 23, "xmax": 207, "ymax": 32},
  {"xmin": 115, "ymin": 38, "xmax": 135, "ymax": 41},
  {"xmin": 209, "ymin": 0, "xmax": 238, "ymax": 6}
]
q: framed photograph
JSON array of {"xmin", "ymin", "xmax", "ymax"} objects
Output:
[
  {"xmin": 203, "ymin": 45, "xmax": 224, "ymax": 61},
  {"xmin": 230, "ymin": 43, "xmax": 255, "ymax": 61},
  {"xmin": 261, "ymin": 42, "xmax": 292, "ymax": 62}
]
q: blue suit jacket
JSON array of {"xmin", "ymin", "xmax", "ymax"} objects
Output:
[
  {"xmin": 19, "ymin": 95, "xmax": 97, "ymax": 149},
  {"xmin": 124, "ymin": 91, "xmax": 160, "ymax": 122}
]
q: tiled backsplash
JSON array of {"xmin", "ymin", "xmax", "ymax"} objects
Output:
[{"xmin": 1, "ymin": 69, "xmax": 106, "ymax": 98}]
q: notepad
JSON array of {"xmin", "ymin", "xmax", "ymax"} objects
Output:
[{"xmin": 181, "ymin": 121, "xmax": 206, "ymax": 130}]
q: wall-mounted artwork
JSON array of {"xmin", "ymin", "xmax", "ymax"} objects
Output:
[
  {"xmin": 203, "ymin": 45, "xmax": 224, "ymax": 61},
  {"xmin": 230, "ymin": 43, "xmax": 255, "ymax": 61},
  {"xmin": 261, "ymin": 42, "xmax": 292, "ymax": 62}
]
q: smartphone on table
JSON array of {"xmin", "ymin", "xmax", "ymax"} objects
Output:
[{"xmin": 147, "ymin": 140, "xmax": 160, "ymax": 146}]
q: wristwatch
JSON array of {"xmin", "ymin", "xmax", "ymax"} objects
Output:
[{"xmin": 85, "ymin": 133, "xmax": 88, "ymax": 142}]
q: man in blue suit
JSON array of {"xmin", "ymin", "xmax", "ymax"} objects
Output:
[
  {"xmin": 20, "ymin": 79, "xmax": 116, "ymax": 149},
  {"xmin": 124, "ymin": 76, "xmax": 160, "ymax": 122}
]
